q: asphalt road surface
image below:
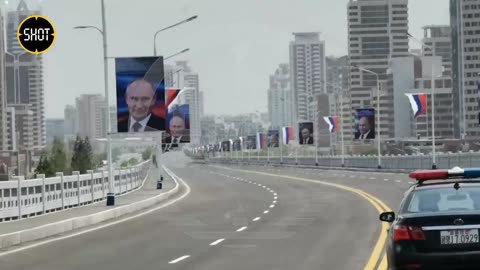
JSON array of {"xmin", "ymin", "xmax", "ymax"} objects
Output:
[{"xmin": 0, "ymin": 153, "xmax": 408, "ymax": 270}]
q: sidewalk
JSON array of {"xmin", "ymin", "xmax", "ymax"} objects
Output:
[{"xmin": 0, "ymin": 166, "xmax": 175, "ymax": 235}]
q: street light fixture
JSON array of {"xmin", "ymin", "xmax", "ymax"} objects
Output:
[
  {"xmin": 153, "ymin": 15, "xmax": 198, "ymax": 56},
  {"xmin": 165, "ymin": 48, "xmax": 190, "ymax": 60},
  {"xmin": 73, "ymin": 0, "xmax": 115, "ymax": 205}
]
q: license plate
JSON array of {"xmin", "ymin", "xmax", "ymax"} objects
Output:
[{"xmin": 440, "ymin": 229, "xmax": 479, "ymax": 245}]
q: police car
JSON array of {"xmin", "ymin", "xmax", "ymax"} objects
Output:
[{"xmin": 380, "ymin": 167, "xmax": 480, "ymax": 270}]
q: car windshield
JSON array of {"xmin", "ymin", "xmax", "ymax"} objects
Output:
[{"xmin": 404, "ymin": 185, "xmax": 480, "ymax": 213}]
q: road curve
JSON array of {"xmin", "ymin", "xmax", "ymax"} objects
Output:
[{"xmin": 0, "ymin": 154, "xmax": 402, "ymax": 270}]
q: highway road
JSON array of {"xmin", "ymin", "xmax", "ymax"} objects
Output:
[{"xmin": 0, "ymin": 153, "xmax": 410, "ymax": 270}]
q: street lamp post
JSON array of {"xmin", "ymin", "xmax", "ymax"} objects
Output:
[
  {"xmin": 153, "ymin": 15, "xmax": 198, "ymax": 56},
  {"xmin": 351, "ymin": 66, "xmax": 382, "ymax": 169},
  {"xmin": 320, "ymin": 78, "xmax": 346, "ymax": 167},
  {"xmin": 74, "ymin": 0, "xmax": 115, "ymax": 205},
  {"xmin": 408, "ymin": 32, "xmax": 443, "ymax": 169}
]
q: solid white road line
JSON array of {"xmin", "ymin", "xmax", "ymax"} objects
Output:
[
  {"xmin": 0, "ymin": 166, "xmax": 191, "ymax": 257},
  {"xmin": 263, "ymin": 210, "xmax": 269, "ymax": 214},
  {"xmin": 253, "ymin": 217, "xmax": 261, "ymax": 221},
  {"xmin": 236, "ymin": 226, "xmax": 248, "ymax": 232},
  {"xmin": 169, "ymin": 255, "xmax": 191, "ymax": 264},
  {"xmin": 210, "ymin": 238, "xmax": 225, "ymax": 246}
]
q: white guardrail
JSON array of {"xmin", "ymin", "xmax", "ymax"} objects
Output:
[{"xmin": 0, "ymin": 160, "xmax": 151, "ymax": 222}]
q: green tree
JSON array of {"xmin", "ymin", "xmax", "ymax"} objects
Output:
[
  {"xmin": 83, "ymin": 137, "xmax": 94, "ymax": 170},
  {"xmin": 35, "ymin": 153, "xmax": 55, "ymax": 177},
  {"xmin": 71, "ymin": 135, "xmax": 83, "ymax": 173},
  {"xmin": 142, "ymin": 147, "xmax": 153, "ymax": 161},
  {"xmin": 128, "ymin": 157, "xmax": 138, "ymax": 166},
  {"xmin": 71, "ymin": 136, "xmax": 94, "ymax": 174},
  {"xmin": 50, "ymin": 137, "xmax": 67, "ymax": 173},
  {"xmin": 120, "ymin": 161, "xmax": 129, "ymax": 168}
]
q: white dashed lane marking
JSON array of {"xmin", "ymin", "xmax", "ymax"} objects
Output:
[
  {"xmin": 169, "ymin": 255, "xmax": 191, "ymax": 264},
  {"xmin": 210, "ymin": 239, "xmax": 225, "ymax": 246},
  {"xmin": 236, "ymin": 226, "xmax": 248, "ymax": 232}
]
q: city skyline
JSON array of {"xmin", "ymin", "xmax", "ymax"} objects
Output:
[{"xmin": 2, "ymin": 0, "xmax": 449, "ymax": 118}]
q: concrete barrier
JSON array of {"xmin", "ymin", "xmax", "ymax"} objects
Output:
[{"xmin": 0, "ymin": 165, "xmax": 181, "ymax": 250}]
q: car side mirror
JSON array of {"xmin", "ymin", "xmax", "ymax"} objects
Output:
[{"xmin": 379, "ymin": 211, "xmax": 395, "ymax": 222}]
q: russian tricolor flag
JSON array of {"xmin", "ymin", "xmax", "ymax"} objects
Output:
[
  {"xmin": 256, "ymin": 133, "xmax": 266, "ymax": 150},
  {"xmin": 405, "ymin": 93, "xmax": 427, "ymax": 118},
  {"xmin": 323, "ymin": 116, "xmax": 338, "ymax": 133},
  {"xmin": 282, "ymin": 126, "xmax": 293, "ymax": 145}
]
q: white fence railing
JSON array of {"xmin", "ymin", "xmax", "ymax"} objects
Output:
[{"xmin": 0, "ymin": 160, "xmax": 151, "ymax": 222}]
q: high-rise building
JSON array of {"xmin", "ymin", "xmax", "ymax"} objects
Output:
[
  {"xmin": 46, "ymin": 119, "xmax": 65, "ymax": 144},
  {"xmin": 75, "ymin": 94, "xmax": 106, "ymax": 139},
  {"xmin": 289, "ymin": 32, "xmax": 326, "ymax": 124},
  {"xmin": 268, "ymin": 63, "xmax": 293, "ymax": 129},
  {"xmin": 64, "ymin": 104, "xmax": 78, "ymax": 136},
  {"xmin": 5, "ymin": 0, "xmax": 46, "ymax": 149},
  {"xmin": 326, "ymin": 56, "xmax": 350, "ymax": 143},
  {"xmin": 386, "ymin": 56, "xmax": 454, "ymax": 140},
  {"xmin": 0, "ymin": 8, "xmax": 7, "ymax": 151},
  {"xmin": 175, "ymin": 61, "xmax": 201, "ymax": 145},
  {"xmin": 422, "ymin": 25, "xmax": 452, "ymax": 74},
  {"xmin": 326, "ymin": 56, "xmax": 349, "ymax": 95},
  {"xmin": 110, "ymin": 106, "xmax": 117, "ymax": 136},
  {"xmin": 315, "ymin": 93, "xmax": 331, "ymax": 148},
  {"xmin": 199, "ymin": 91, "xmax": 204, "ymax": 117},
  {"xmin": 347, "ymin": 0, "xmax": 409, "ymax": 139},
  {"xmin": 450, "ymin": 0, "xmax": 480, "ymax": 139},
  {"xmin": 6, "ymin": 104, "xmax": 34, "ymax": 151}
]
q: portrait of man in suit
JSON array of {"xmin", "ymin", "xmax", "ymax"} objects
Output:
[
  {"xmin": 298, "ymin": 122, "xmax": 314, "ymax": 145},
  {"xmin": 354, "ymin": 108, "xmax": 375, "ymax": 140},
  {"xmin": 163, "ymin": 104, "xmax": 190, "ymax": 144},
  {"xmin": 117, "ymin": 78, "xmax": 165, "ymax": 132}
]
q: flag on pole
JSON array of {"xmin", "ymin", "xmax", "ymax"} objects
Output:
[
  {"xmin": 405, "ymin": 93, "xmax": 427, "ymax": 118},
  {"xmin": 282, "ymin": 126, "xmax": 293, "ymax": 145},
  {"xmin": 166, "ymin": 88, "xmax": 182, "ymax": 108},
  {"xmin": 256, "ymin": 133, "xmax": 266, "ymax": 150},
  {"xmin": 323, "ymin": 116, "xmax": 338, "ymax": 133}
]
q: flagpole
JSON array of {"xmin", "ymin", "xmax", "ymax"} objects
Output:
[
  {"xmin": 280, "ymin": 131, "xmax": 284, "ymax": 164},
  {"xmin": 431, "ymin": 64, "xmax": 436, "ymax": 169},
  {"xmin": 340, "ymin": 92, "xmax": 345, "ymax": 167},
  {"xmin": 425, "ymin": 95, "xmax": 429, "ymax": 138},
  {"xmin": 295, "ymin": 144, "xmax": 298, "ymax": 165}
]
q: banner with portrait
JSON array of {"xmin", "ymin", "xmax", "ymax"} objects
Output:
[
  {"xmin": 246, "ymin": 135, "xmax": 257, "ymax": 150},
  {"xmin": 354, "ymin": 108, "xmax": 375, "ymax": 140},
  {"xmin": 298, "ymin": 122, "xmax": 314, "ymax": 145},
  {"xmin": 221, "ymin": 141, "xmax": 231, "ymax": 152},
  {"xmin": 115, "ymin": 57, "xmax": 166, "ymax": 133},
  {"xmin": 267, "ymin": 130, "xmax": 280, "ymax": 148},
  {"xmin": 164, "ymin": 104, "xmax": 190, "ymax": 144}
]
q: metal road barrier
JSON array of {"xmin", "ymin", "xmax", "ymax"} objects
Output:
[
  {"xmin": 0, "ymin": 160, "xmax": 151, "ymax": 222},
  {"xmin": 209, "ymin": 152, "xmax": 480, "ymax": 171}
]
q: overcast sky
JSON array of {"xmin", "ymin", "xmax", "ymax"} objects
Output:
[{"xmin": 8, "ymin": 0, "xmax": 450, "ymax": 118}]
